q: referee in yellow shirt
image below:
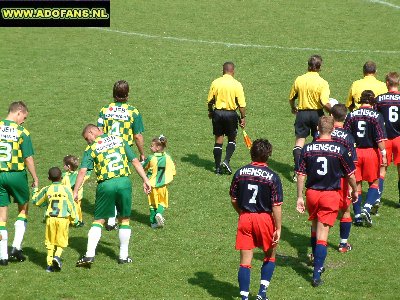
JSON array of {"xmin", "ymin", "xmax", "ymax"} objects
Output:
[
  {"xmin": 289, "ymin": 55, "xmax": 331, "ymax": 181},
  {"xmin": 207, "ymin": 62, "xmax": 246, "ymax": 175},
  {"xmin": 345, "ymin": 61, "xmax": 387, "ymax": 111}
]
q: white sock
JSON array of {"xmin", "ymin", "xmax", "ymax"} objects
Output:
[
  {"xmin": 86, "ymin": 226, "xmax": 102, "ymax": 257},
  {"xmin": 107, "ymin": 209, "xmax": 117, "ymax": 226},
  {"xmin": 12, "ymin": 220, "xmax": 26, "ymax": 249},
  {"xmin": 119, "ymin": 228, "xmax": 131, "ymax": 259},
  {"xmin": 0, "ymin": 230, "xmax": 8, "ymax": 259}
]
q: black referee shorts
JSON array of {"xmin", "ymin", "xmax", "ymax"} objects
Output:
[
  {"xmin": 212, "ymin": 109, "xmax": 238, "ymax": 138},
  {"xmin": 294, "ymin": 109, "xmax": 324, "ymax": 138}
]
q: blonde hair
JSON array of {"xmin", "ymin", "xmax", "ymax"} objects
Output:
[{"xmin": 152, "ymin": 134, "xmax": 167, "ymax": 151}]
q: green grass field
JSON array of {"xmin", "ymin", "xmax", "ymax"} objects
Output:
[{"xmin": 1, "ymin": 1, "xmax": 400, "ymax": 299}]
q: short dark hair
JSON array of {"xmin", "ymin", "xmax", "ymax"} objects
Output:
[
  {"xmin": 8, "ymin": 101, "xmax": 28, "ymax": 114},
  {"xmin": 250, "ymin": 139, "xmax": 272, "ymax": 163},
  {"xmin": 48, "ymin": 167, "xmax": 62, "ymax": 182},
  {"xmin": 63, "ymin": 155, "xmax": 79, "ymax": 171},
  {"xmin": 386, "ymin": 72, "xmax": 399, "ymax": 88},
  {"xmin": 113, "ymin": 80, "xmax": 129, "ymax": 102},
  {"xmin": 363, "ymin": 61, "xmax": 377, "ymax": 75},
  {"xmin": 330, "ymin": 104, "xmax": 348, "ymax": 122},
  {"xmin": 308, "ymin": 55, "xmax": 322, "ymax": 72},
  {"xmin": 223, "ymin": 62, "xmax": 235, "ymax": 74},
  {"xmin": 318, "ymin": 116, "xmax": 334, "ymax": 135},
  {"xmin": 359, "ymin": 90, "xmax": 375, "ymax": 104}
]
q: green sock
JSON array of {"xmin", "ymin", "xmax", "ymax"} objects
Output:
[
  {"xmin": 150, "ymin": 207, "xmax": 156, "ymax": 224},
  {"xmin": 157, "ymin": 204, "xmax": 165, "ymax": 215}
]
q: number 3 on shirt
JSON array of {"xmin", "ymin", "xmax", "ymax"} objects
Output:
[
  {"xmin": 248, "ymin": 184, "xmax": 259, "ymax": 204},
  {"xmin": 0, "ymin": 142, "xmax": 12, "ymax": 162},
  {"xmin": 317, "ymin": 157, "xmax": 327, "ymax": 175}
]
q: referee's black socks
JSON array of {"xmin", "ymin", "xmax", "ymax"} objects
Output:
[
  {"xmin": 225, "ymin": 141, "xmax": 236, "ymax": 164},
  {"xmin": 213, "ymin": 143, "xmax": 223, "ymax": 169}
]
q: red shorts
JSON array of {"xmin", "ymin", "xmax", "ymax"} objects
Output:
[
  {"xmin": 338, "ymin": 178, "xmax": 351, "ymax": 211},
  {"xmin": 306, "ymin": 189, "xmax": 340, "ymax": 227},
  {"xmin": 385, "ymin": 137, "xmax": 400, "ymax": 165},
  {"xmin": 355, "ymin": 148, "xmax": 381, "ymax": 183},
  {"xmin": 235, "ymin": 212, "xmax": 275, "ymax": 252}
]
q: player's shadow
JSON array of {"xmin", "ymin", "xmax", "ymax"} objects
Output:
[
  {"xmin": 24, "ymin": 246, "xmax": 47, "ymax": 269},
  {"xmin": 181, "ymin": 154, "xmax": 214, "ymax": 172},
  {"xmin": 80, "ymin": 197, "xmax": 95, "ymax": 220},
  {"xmin": 254, "ymin": 225, "xmax": 312, "ymax": 282},
  {"xmin": 381, "ymin": 196, "xmax": 399, "ymax": 209},
  {"xmin": 132, "ymin": 208, "xmax": 149, "ymax": 227},
  {"xmin": 69, "ymin": 236, "xmax": 118, "ymax": 260},
  {"xmin": 268, "ymin": 158, "xmax": 293, "ymax": 182},
  {"xmin": 188, "ymin": 271, "xmax": 237, "ymax": 300}
]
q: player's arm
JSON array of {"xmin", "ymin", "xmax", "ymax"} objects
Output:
[
  {"xmin": 65, "ymin": 187, "xmax": 79, "ymax": 224},
  {"xmin": 346, "ymin": 172, "xmax": 358, "ymax": 203},
  {"xmin": 288, "ymin": 82, "xmax": 298, "ymax": 114},
  {"xmin": 345, "ymin": 87, "xmax": 355, "ymax": 111},
  {"xmin": 378, "ymin": 141, "xmax": 387, "ymax": 167},
  {"xmin": 320, "ymin": 82, "xmax": 331, "ymax": 113},
  {"xmin": 131, "ymin": 158, "xmax": 151, "ymax": 194},
  {"xmin": 238, "ymin": 106, "xmax": 246, "ymax": 128},
  {"xmin": 272, "ymin": 204, "xmax": 282, "ymax": 244},
  {"xmin": 73, "ymin": 168, "xmax": 88, "ymax": 202},
  {"xmin": 230, "ymin": 197, "xmax": 241, "ymax": 214},
  {"xmin": 296, "ymin": 174, "xmax": 306, "ymax": 213},
  {"xmin": 134, "ymin": 133, "xmax": 145, "ymax": 162},
  {"xmin": 24, "ymin": 156, "xmax": 39, "ymax": 188},
  {"xmin": 32, "ymin": 187, "xmax": 48, "ymax": 207}
]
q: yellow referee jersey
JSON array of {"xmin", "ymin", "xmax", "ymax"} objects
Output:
[
  {"xmin": 289, "ymin": 72, "xmax": 330, "ymax": 110},
  {"xmin": 345, "ymin": 75, "xmax": 387, "ymax": 110},
  {"xmin": 207, "ymin": 74, "xmax": 246, "ymax": 111}
]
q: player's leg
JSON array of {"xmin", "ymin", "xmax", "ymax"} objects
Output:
[
  {"xmin": 148, "ymin": 188, "xmax": 158, "ymax": 228},
  {"xmin": 77, "ymin": 180, "xmax": 113, "ymax": 267},
  {"xmin": 0, "ymin": 206, "xmax": 9, "ymax": 265},
  {"xmin": 292, "ymin": 111, "xmax": 309, "ymax": 182},
  {"xmin": 212, "ymin": 110, "xmax": 224, "ymax": 174},
  {"xmin": 155, "ymin": 187, "xmax": 168, "ymax": 228},
  {"xmin": 313, "ymin": 222, "xmax": 330, "ymax": 287},
  {"xmin": 221, "ymin": 112, "xmax": 238, "ymax": 175},
  {"xmin": 105, "ymin": 207, "xmax": 118, "ymax": 231},
  {"xmin": 353, "ymin": 180, "xmax": 363, "ymax": 226},
  {"xmin": 116, "ymin": 177, "xmax": 133, "ymax": 264},
  {"xmin": 7, "ymin": 171, "xmax": 30, "ymax": 262},
  {"xmin": 397, "ymin": 164, "xmax": 400, "ymax": 207},
  {"xmin": 53, "ymin": 218, "xmax": 69, "ymax": 271},
  {"xmin": 338, "ymin": 207, "xmax": 352, "ymax": 252},
  {"xmin": 257, "ymin": 247, "xmax": 276, "ymax": 300},
  {"xmin": 238, "ymin": 250, "xmax": 253, "ymax": 300}
]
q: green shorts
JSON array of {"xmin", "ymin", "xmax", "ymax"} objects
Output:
[
  {"xmin": 0, "ymin": 170, "xmax": 29, "ymax": 206},
  {"xmin": 95, "ymin": 176, "xmax": 132, "ymax": 220}
]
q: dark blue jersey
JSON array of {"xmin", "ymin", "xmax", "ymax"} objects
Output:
[
  {"xmin": 230, "ymin": 162, "xmax": 283, "ymax": 213},
  {"xmin": 315, "ymin": 127, "xmax": 357, "ymax": 162},
  {"xmin": 296, "ymin": 139, "xmax": 356, "ymax": 190},
  {"xmin": 375, "ymin": 92, "xmax": 400, "ymax": 139},
  {"xmin": 344, "ymin": 106, "xmax": 387, "ymax": 148}
]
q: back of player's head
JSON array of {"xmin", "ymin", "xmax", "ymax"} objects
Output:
[
  {"xmin": 363, "ymin": 61, "xmax": 377, "ymax": 75},
  {"xmin": 386, "ymin": 72, "xmax": 400, "ymax": 88},
  {"xmin": 250, "ymin": 139, "xmax": 272, "ymax": 163},
  {"xmin": 223, "ymin": 62, "xmax": 235, "ymax": 74},
  {"xmin": 308, "ymin": 55, "xmax": 322, "ymax": 72},
  {"xmin": 113, "ymin": 80, "xmax": 129, "ymax": 102},
  {"xmin": 359, "ymin": 90, "xmax": 375, "ymax": 104},
  {"xmin": 63, "ymin": 155, "xmax": 79, "ymax": 171},
  {"xmin": 48, "ymin": 167, "xmax": 62, "ymax": 182},
  {"xmin": 318, "ymin": 116, "xmax": 334, "ymax": 135},
  {"xmin": 330, "ymin": 104, "xmax": 347, "ymax": 122},
  {"xmin": 8, "ymin": 101, "xmax": 28, "ymax": 114},
  {"xmin": 82, "ymin": 124, "xmax": 99, "ymax": 136},
  {"xmin": 152, "ymin": 134, "xmax": 167, "ymax": 149}
]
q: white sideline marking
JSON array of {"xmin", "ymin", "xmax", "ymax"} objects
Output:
[
  {"xmin": 90, "ymin": 27, "xmax": 400, "ymax": 55},
  {"xmin": 368, "ymin": 0, "xmax": 400, "ymax": 9}
]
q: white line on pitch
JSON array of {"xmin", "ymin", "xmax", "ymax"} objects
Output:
[
  {"xmin": 89, "ymin": 27, "xmax": 400, "ymax": 55},
  {"xmin": 368, "ymin": 0, "xmax": 400, "ymax": 9}
]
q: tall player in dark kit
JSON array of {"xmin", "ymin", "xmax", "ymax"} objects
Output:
[
  {"xmin": 230, "ymin": 139, "xmax": 282, "ymax": 300},
  {"xmin": 296, "ymin": 116, "xmax": 357, "ymax": 287}
]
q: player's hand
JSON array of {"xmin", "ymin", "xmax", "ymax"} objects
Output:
[
  {"xmin": 140, "ymin": 154, "xmax": 146, "ymax": 162},
  {"xmin": 31, "ymin": 179, "xmax": 39, "ymax": 188},
  {"xmin": 143, "ymin": 181, "xmax": 151, "ymax": 194},
  {"xmin": 296, "ymin": 197, "xmax": 305, "ymax": 213},
  {"xmin": 208, "ymin": 111, "xmax": 213, "ymax": 119},
  {"xmin": 350, "ymin": 190, "xmax": 358, "ymax": 203},
  {"xmin": 272, "ymin": 229, "xmax": 281, "ymax": 245},
  {"xmin": 73, "ymin": 192, "xmax": 79, "ymax": 202},
  {"xmin": 291, "ymin": 107, "xmax": 298, "ymax": 114},
  {"xmin": 239, "ymin": 117, "xmax": 246, "ymax": 128}
]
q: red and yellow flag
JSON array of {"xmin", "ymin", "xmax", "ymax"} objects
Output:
[{"xmin": 242, "ymin": 130, "xmax": 252, "ymax": 149}]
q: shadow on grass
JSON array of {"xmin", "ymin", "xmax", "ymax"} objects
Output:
[
  {"xmin": 381, "ymin": 196, "xmax": 399, "ymax": 209},
  {"xmin": 181, "ymin": 154, "xmax": 214, "ymax": 172},
  {"xmin": 268, "ymin": 158, "xmax": 293, "ymax": 182},
  {"xmin": 24, "ymin": 246, "xmax": 47, "ymax": 269},
  {"xmin": 69, "ymin": 236, "xmax": 118, "ymax": 260},
  {"xmin": 188, "ymin": 271, "xmax": 237, "ymax": 300},
  {"xmin": 80, "ymin": 197, "xmax": 95, "ymax": 221},
  {"xmin": 254, "ymin": 225, "xmax": 311, "ymax": 282},
  {"xmin": 132, "ymin": 208, "xmax": 149, "ymax": 227}
]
